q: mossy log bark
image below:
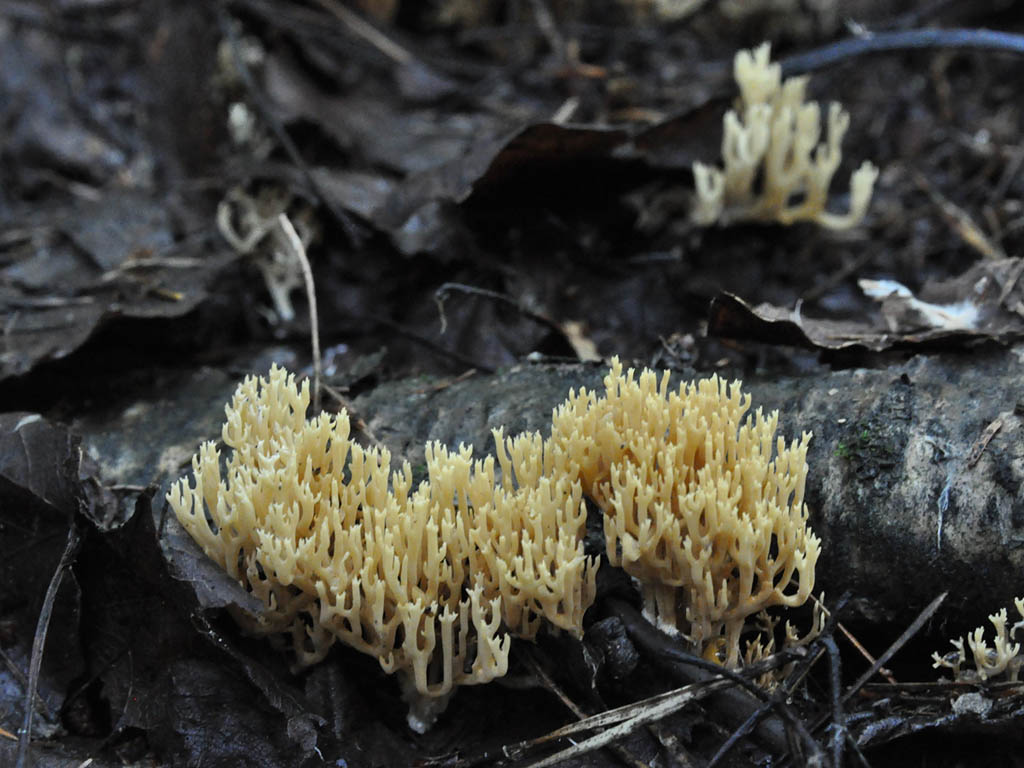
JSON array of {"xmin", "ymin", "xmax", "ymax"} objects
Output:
[
  {"xmin": 354, "ymin": 352, "xmax": 1024, "ymax": 629},
  {"xmin": 76, "ymin": 351, "xmax": 1023, "ymax": 631}
]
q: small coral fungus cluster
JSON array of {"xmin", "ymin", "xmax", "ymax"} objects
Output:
[
  {"xmin": 550, "ymin": 363, "xmax": 820, "ymax": 668},
  {"xmin": 692, "ymin": 42, "xmax": 878, "ymax": 229},
  {"xmin": 168, "ymin": 359, "xmax": 820, "ymax": 729},
  {"xmin": 168, "ymin": 366, "xmax": 596, "ymax": 731},
  {"xmin": 933, "ymin": 597, "xmax": 1024, "ymax": 683}
]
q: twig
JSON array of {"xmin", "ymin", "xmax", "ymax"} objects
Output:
[
  {"xmin": 527, "ymin": 0, "xmax": 567, "ymax": 62},
  {"xmin": 705, "ymin": 641, "xmax": 825, "ymax": 768},
  {"xmin": 277, "ymin": 213, "xmax": 321, "ymax": 413},
  {"xmin": 844, "ymin": 728, "xmax": 874, "ymax": 768},
  {"xmin": 308, "ymin": 0, "xmax": 412, "ymax": 65},
  {"xmin": 837, "ymin": 621, "xmax": 898, "ymax": 686},
  {"xmin": 842, "ymin": 591, "xmax": 947, "ymax": 704},
  {"xmin": 518, "ymin": 648, "xmax": 649, "ymax": 768},
  {"xmin": 411, "ymin": 368, "xmax": 478, "ymax": 395},
  {"xmin": 217, "ymin": 7, "xmax": 363, "ymax": 246},
  {"xmin": 512, "ymin": 678, "xmax": 735, "ymax": 768},
  {"xmin": 551, "ymin": 96, "xmax": 579, "ymax": 124},
  {"xmin": 0, "ymin": 647, "xmax": 55, "ymax": 724},
  {"xmin": 782, "ymin": 596, "xmax": 950, "ymax": 762},
  {"xmin": 864, "ymin": 679, "xmax": 1024, "ymax": 696},
  {"xmin": 108, "ymin": 484, "xmax": 148, "ymax": 493},
  {"xmin": 610, "ymin": 599, "xmax": 825, "ymax": 764},
  {"xmin": 434, "ymin": 282, "xmax": 567, "ymax": 343},
  {"xmin": 518, "ymin": 634, "xmax": 827, "ymax": 768},
  {"xmin": 823, "ymin": 636, "xmax": 846, "ymax": 768},
  {"xmin": 16, "ymin": 523, "xmax": 82, "ymax": 768},
  {"xmin": 913, "ymin": 170, "xmax": 1006, "ymax": 261},
  {"xmin": 781, "ymin": 28, "xmax": 1024, "ymax": 79},
  {"xmin": 480, "ymin": 618, "xmax": 823, "ymax": 768},
  {"xmin": 705, "ymin": 702, "xmax": 765, "ymax": 768},
  {"xmin": 708, "ymin": 594, "xmax": 849, "ymax": 768},
  {"xmin": 966, "ymin": 417, "xmax": 1003, "ymax": 468}
]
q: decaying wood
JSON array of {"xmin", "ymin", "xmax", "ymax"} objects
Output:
[{"xmin": 353, "ymin": 351, "xmax": 1024, "ymax": 628}]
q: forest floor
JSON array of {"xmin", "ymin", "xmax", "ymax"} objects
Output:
[{"xmin": 2, "ymin": 1, "xmax": 1024, "ymax": 766}]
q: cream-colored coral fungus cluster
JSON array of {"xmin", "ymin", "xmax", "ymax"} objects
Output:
[
  {"xmin": 549, "ymin": 359, "xmax": 820, "ymax": 667},
  {"xmin": 168, "ymin": 366, "xmax": 596, "ymax": 732},
  {"xmin": 168, "ymin": 358, "xmax": 820, "ymax": 728},
  {"xmin": 933, "ymin": 597, "xmax": 1024, "ymax": 682},
  {"xmin": 693, "ymin": 42, "xmax": 878, "ymax": 229}
]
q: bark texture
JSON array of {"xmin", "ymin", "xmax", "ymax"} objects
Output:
[{"xmin": 354, "ymin": 352, "xmax": 1024, "ymax": 627}]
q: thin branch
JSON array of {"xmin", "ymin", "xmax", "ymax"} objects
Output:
[
  {"xmin": 0, "ymin": 647, "xmax": 54, "ymax": 725},
  {"xmin": 836, "ymin": 620, "xmax": 898, "ymax": 686},
  {"xmin": 308, "ymin": 0, "xmax": 412, "ymax": 65},
  {"xmin": 513, "ymin": 678, "xmax": 735, "ymax": 768},
  {"xmin": 782, "ymin": 28, "xmax": 1024, "ymax": 79},
  {"xmin": 527, "ymin": 0, "xmax": 567, "ymax": 62},
  {"xmin": 706, "ymin": 643, "xmax": 826, "ymax": 768},
  {"xmin": 434, "ymin": 282, "xmax": 568, "ymax": 344},
  {"xmin": 778, "ymin": 593, "xmax": 949, "ymax": 767},
  {"xmin": 823, "ymin": 636, "xmax": 846, "ymax": 768},
  {"xmin": 518, "ymin": 647, "xmax": 650, "ymax": 768},
  {"xmin": 707, "ymin": 594, "xmax": 849, "ymax": 768},
  {"xmin": 842, "ymin": 591, "xmax": 947, "ymax": 704},
  {"xmin": 277, "ymin": 213, "xmax": 321, "ymax": 413},
  {"xmin": 609, "ymin": 599, "xmax": 825, "ymax": 764},
  {"xmin": 16, "ymin": 523, "xmax": 82, "ymax": 768},
  {"xmin": 705, "ymin": 699, "xmax": 773, "ymax": 768}
]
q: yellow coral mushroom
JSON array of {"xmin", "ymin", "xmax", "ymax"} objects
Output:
[
  {"xmin": 167, "ymin": 366, "xmax": 596, "ymax": 732},
  {"xmin": 549, "ymin": 358, "xmax": 820, "ymax": 667},
  {"xmin": 693, "ymin": 42, "xmax": 878, "ymax": 229},
  {"xmin": 169, "ymin": 359, "xmax": 819, "ymax": 728},
  {"xmin": 933, "ymin": 597, "xmax": 1024, "ymax": 682}
]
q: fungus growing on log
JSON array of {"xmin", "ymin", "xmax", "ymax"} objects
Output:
[
  {"xmin": 549, "ymin": 358, "xmax": 821, "ymax": 668},
  {"xmin": 167, "ymin": 366, "xmax": 596, "ymax": 732},
  {"xmin": 933, "ymin": 598, "xmax": 1024, "ymax": 682},
  {"xmin": 168, "ymin": 359, "xmax": 819, "ymax": 727},
  {"xmin": 692, "ymin": 42, "xmax": 878, "ymax": 229}
]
